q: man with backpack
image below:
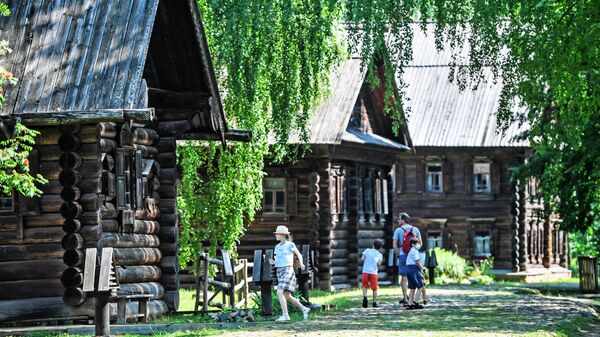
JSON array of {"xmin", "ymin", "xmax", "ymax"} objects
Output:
[{"xmin": 392, "ymin": 212, "xmax": 421, "ymax": 306}]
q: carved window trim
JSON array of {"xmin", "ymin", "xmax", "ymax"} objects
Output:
[{"xmin": 262, "ymin": 177, "xmax": 287, "ymax": 215}]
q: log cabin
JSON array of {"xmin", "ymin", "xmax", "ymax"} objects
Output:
[
  {"xmin": 394, "ymin": 24, "xmax": 570, "ymax": 280},
  {"xmin": 0, "ymin": 0, "xmax": 247, "ymax": 322},
  {"xmin": 238, "ymin": 57, "xmax": 413, "ymax": 291}
]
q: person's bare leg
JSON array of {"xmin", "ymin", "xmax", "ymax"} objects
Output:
[
  {"xmin": 414, "ymin": 287, "xmax": 422, "ymax": 303},
  {"xmin": 401, "ymin": 276, "xmax": 408, "ymax": 302},
  {"xmin": 373, "ymin": 290, "xmax": 378, "ymax": 303},
  {"xmin": 362, "ymin": 287, "xmax": 368, "ymax": 298},
  {"xmin": 421, "ymin": 286, "xmax": 428, "ymax": 303},
  {"xmin": 276, "ymin": 288, "xmax": 289, "ymax": 316},
  {"xmin": 284, "ymin": 291, "xmax": 306, "ymax": 310},
  {"xmin": 407, "ymin": 288, "xmax": 416, "ymax": 305}
]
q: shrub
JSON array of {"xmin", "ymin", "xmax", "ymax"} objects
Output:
[{"xmin": 434, "ymin": 248, "xmax": 468, "ymax": 280}]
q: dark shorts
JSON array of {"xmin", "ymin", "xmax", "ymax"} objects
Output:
[
  {"xmin": 407, "ymin": 265, "xmax": 424, "ymax": 289},
  {"xmin": 398, "ymin": 254, "xmax": 408, "ymax": 276}
]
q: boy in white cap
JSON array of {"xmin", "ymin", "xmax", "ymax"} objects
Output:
[{"xmin": 272, "ymin": 225, "xmax": 311, "ymax": 322}]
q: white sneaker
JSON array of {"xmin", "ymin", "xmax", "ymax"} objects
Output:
[
  {"xmin": 276, "ymin": 315, "xmax": 290, "ymax": 322},
  {"xmin": 302, "ymin": 306, "xmax": 311, "ymax": 321}
]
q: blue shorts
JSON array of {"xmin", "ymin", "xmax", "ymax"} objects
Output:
[
  {"xmin": 407, "ymin": 265, "xmax": 424, "ymax": 289},
  {"xmin": 398, "ymin": 254, "xmax": 408, "ymax": 276}
]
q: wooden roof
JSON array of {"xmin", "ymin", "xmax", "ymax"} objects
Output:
[
  {"xmin": 291, "ymin": 57, "xmax": 410, "ymax": 151},
  {"xmin": 0, "ymin": 0, "xmax": 226, "ymax": 133},
  {"xmin": 400, "ymin": 24, "xmax": 528, "ymax": 147}
]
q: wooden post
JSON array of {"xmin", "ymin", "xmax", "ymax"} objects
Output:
[
  {"xmin": 203, "ymin": 253, "xmax": 209, "ymax": 314},
  {"xmin": 261, "ymin": 250, "xmax": 274, "ymax": 316},
  {"xmin": 95, "ymin": 293, "xmax": 110, "ymax": 336},
  {"xmin": 194, "ymin": 253, "xmax": 202, "ymax": 313},
  {"xmin": 297, "ymin": 245, "xmax": 311, "ymax": 305},
  {"xmin": 242, "ymin": 259, "xmax": 249, "ymax": 308}
]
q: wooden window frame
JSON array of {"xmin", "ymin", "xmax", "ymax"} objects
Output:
[
  {"xmin": 426, "ymin": 231, "xmax": 443, "ymax": 249},
  {"xmin": 425, "ymin": 162, "xmax": 443, "ymax": 193},
  {"xmin": 262, "ymin": 178, "xmax": 287, "ymax": 215},
  {"xmin": 0, "ymin": 192, "xmax": 15, "ymax": 215},
  {"xmin": 473, "ymin": 232, "xmax": 492, "ymax": 257},
  {"xmin": 473, "ymin": 162, "xmax": 491, "ymax": 193}
]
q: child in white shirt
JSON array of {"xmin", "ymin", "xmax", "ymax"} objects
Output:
[
  {"xmin": 360, "ymin": 239, "xmax": 383, "ymax": 308},
  {"xmin": 406, "ymin": 237, "xmax": 425, "ymax": 310}
]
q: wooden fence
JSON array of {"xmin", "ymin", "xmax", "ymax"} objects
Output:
[{"xmin": 192, "ymin": 250, "xmax": 251, "ymax": 314}]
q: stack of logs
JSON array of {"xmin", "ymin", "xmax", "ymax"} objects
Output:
[
  {"xmin": 156, "ymin": 136, "xmax": 180, "ymax": 311},
  {"xmin": 59, "ymin": 124, "xmax": 101, "ymax": 307}
]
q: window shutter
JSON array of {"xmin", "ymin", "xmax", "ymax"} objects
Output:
[
  {"xmin": 364, "ymin": 174, "xmax": 373, "ymax": 214},
  {"xmin": 18, "ymin": 150, "xmax": 40, "ymax": 215},
  {"xmin": 382, "ymin": 178, "xmax": 389, "ymax": 215},
  {"xmin": 286, "ymin": 178, "xmax": 297, "ymax": 216},
  {"xmin": 416, "ymin": 160, "xmax": 425, "ymax": 193},
  {"xmin": 394, "ymin": 163, "xmax": 404, "ymax": 194},
  {"xmin": 115, "ymin": 149, "xmax": 126, "ymax": 210},
  {"xmin": 330, "ymin": 176, "xmax": 337, "ymax": 214},
  {"xmin": 134, "ymin": 150, "xmax": 143, "ymax": 210},
  {"xmin": 491, "ymin": 162, "xmax": 501, "ymax": 194},
  {"xmin": 442, "ymin": 160, "xmax": 453, "ymax": 194},
  {"xmin": 464, "ymin": 160, "xmax": 473, "ymax": 194},
  {"xmin": 375, "ymin": 177, "xmax": 382, "ymax": 214}
]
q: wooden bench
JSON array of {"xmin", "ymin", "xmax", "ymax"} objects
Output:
[{"xmin": 110, "ymin": 293, "xmax": 153, "ymax": 324}]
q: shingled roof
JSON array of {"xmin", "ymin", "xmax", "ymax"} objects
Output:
[
  {"xmin": 400, "ymin": 24, "xmax": 528, "ymax": 147},
  {"xmin": 0, "ymin": 0, "xmax": 226, "ymax": 132}
]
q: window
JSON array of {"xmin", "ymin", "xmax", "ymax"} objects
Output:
[
  {"xmin": 426, "ymin": 163, "xmax": 443, "ymax": 193},
  {"xmin": 473, "ymin": 163, "xmax": 491, "ymax": 193},
  {"xmin": 474, "ymin": 233, "xmax": 491, "ymax": 256},
  {"xmin": 427, "ymin": 232, "xmax": 442, "ymax": 249},
  {"xmin": 0, "ymin": 193, "xmax": 13, "ymax": 214},
  {"xmin": 263, "ymin": 178, "xmax": 286, "ymax": 214}
]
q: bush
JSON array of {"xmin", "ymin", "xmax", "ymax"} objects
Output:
[{"xmin": 434, "ymin": 248, "xmax": 468, "ymax": 280}]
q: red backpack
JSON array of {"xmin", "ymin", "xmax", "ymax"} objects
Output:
[{"xmin": 401, "ymin": 226, "xmax": 415, "ymax": 254}]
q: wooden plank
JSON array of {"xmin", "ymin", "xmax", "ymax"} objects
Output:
[
  {"xmin": 103, "ymin": 0, "xmax": 145, "ymax": 108},
  {"xmin": 98, "ymin": 247, "xmax": 113, "ymax": 291},
  {"xmin": 124, "ymin": 0, "xmax": 158, "ymax": 108},
  {"xmin": 82, "ymin": 248, "xmax": 97, "ymax": 292},
  {"xmin": 221, "ymin": 250, "xmax": 233, "ymax": 277},
  {"xmin": 251, "ymin": 250, "xmax": 262, "ymax": 282},
  {"xmin": 13, "ymin": 109, "xmax": 154, "ymax": 126},
  {"xmin": 84, "ymin": 0, "xmax": 129, "ymax": 109},
  {"xmin": 38, "ymin": 0, "xmax": 78, "ymax": 111},
  {"xmin": 34, "ymin": 0, "xmax": 78, "ymax": 112},
  {"xmin": 49, "ymin": 0, "xmax": 94, "ymax": 110},
  {"xmin": 13, "ymin": 0, "xmax": 54, "ymax": 114},
  {"xmin": 261, "ymin": 249, "xmax": 273, "ymax": 282}
]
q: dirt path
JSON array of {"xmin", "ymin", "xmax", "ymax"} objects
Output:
[{"xmin": 214, "ymin": 286, "xmax": 600, "ymax": 337}]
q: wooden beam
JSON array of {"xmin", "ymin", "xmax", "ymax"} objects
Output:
[
  {"xmin": 4, "ymin": 109, "xmax": 155, "ymax": 126},
  {"xmin": 178, "ymin": 129, "xmax": 252, "ymax": 142}
]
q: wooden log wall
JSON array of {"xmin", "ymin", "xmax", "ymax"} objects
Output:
[
  {"xmin": 95, "ymin": 122, "xmax": 170, "ymax": 316},
  {"xmin": 155, "ymin": 137, "xmax": 180, "ymax": 311},
  {"xmin": 392, "ymin": 147, "xmax": 570, "ymax": 271},
  {"xmin": 58, "ymin": 125, "xmax": 100, "ymax": 307},
  {"xmin": 0, "ymin": 126, "xmax": 102, "ymax": 321},
  {"xmin": 327, "ymin": 164, "xmax": 352, "ymax": 289}
]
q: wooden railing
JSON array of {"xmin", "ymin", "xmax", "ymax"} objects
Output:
[{"xmin": 192, "ymin": 249, "xmax": 251, "ymax": 314}]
